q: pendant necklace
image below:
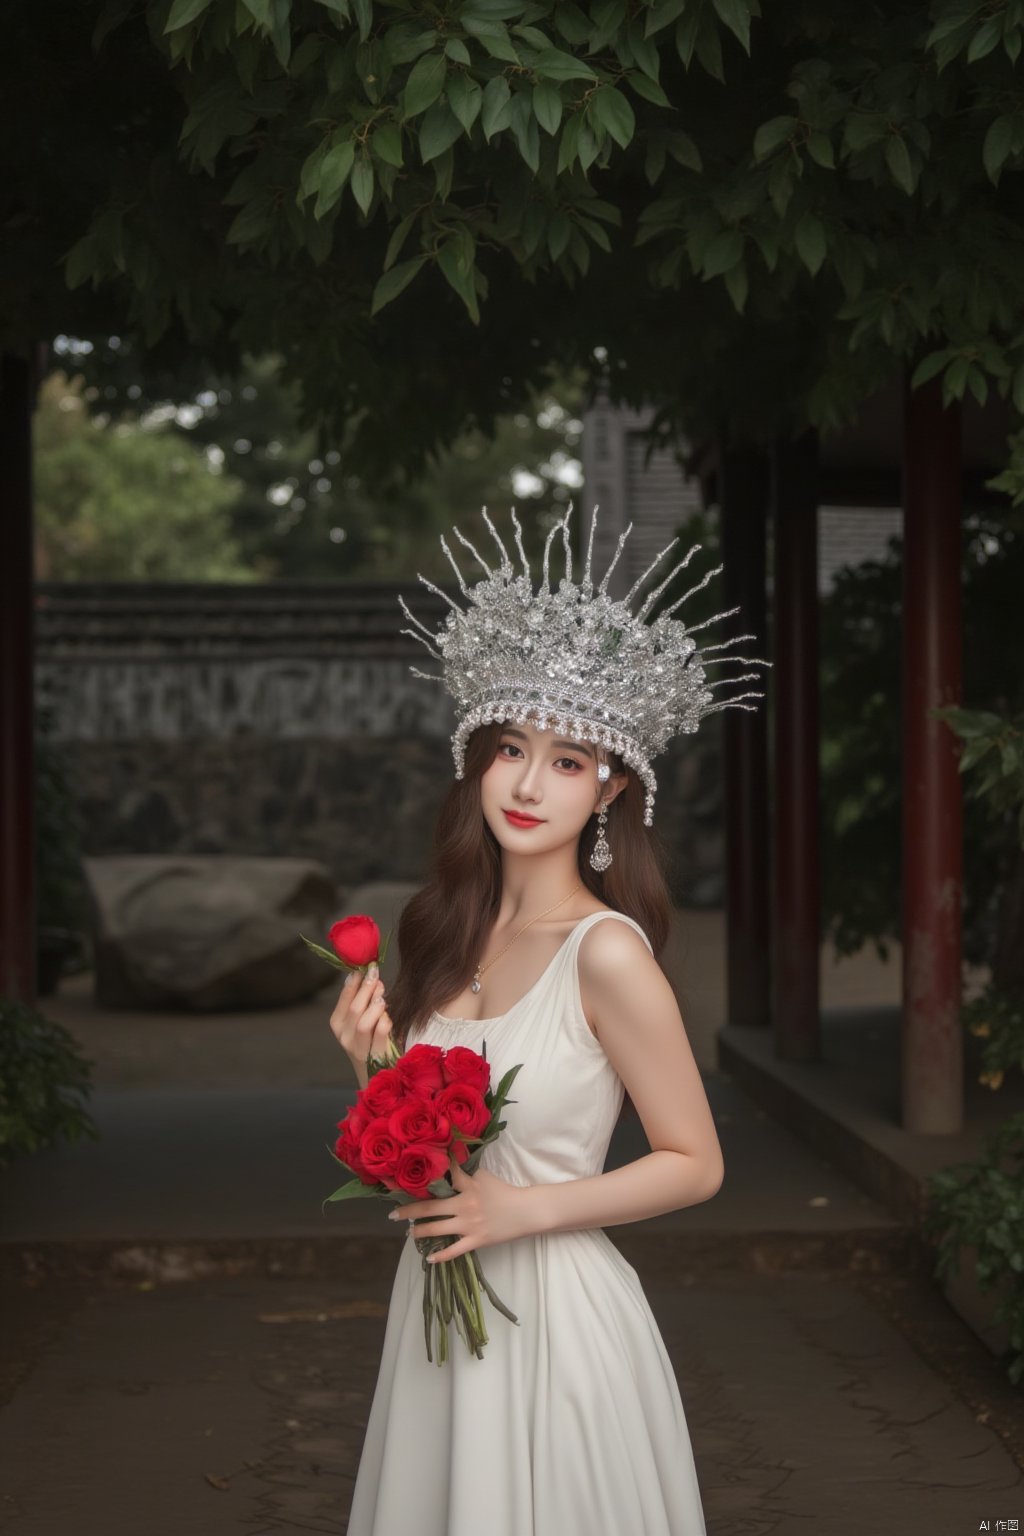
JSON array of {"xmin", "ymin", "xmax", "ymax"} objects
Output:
[{"xmin": 470, "ymin": 881, "xmax": 582, "ymax": 993}]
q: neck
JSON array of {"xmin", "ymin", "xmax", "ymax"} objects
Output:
[{"xmin": 496, "ymin": 845, "xmax": 583, "ymax": 928}]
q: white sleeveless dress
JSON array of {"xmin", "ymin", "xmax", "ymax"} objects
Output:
[{"xmin": 346, "ymin": 909, "xmax": 708, "ymax": 1536}]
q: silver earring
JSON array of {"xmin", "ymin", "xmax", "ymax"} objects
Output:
[{"xmin": 590, "ymin": 800, "xmax": 612, "ymax": 872}]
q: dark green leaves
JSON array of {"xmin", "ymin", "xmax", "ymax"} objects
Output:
[
  {"xmin": 403, "ymin": 52, "xmax": 447, "ymax": 118},
  {"xmin": 590, "ymin": 85, "xmax": 635, "ymax": 148}
]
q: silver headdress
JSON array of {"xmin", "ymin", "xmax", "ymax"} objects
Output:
[{"xmin": 398, "ymin": 502, "xmax": 770, "ymax": 827}]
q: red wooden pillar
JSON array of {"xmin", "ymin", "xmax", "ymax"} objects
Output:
[
  {"xmin": 718, "ymin": 442, "xmax": 772, "ymax": 1029},
  {"xmin": 0, "ymin": 350, "xmax": 37, "ymax": 1004},
  {"xmin": 771, "ymin": 430, "xmax": 821, "ymax": 1060},
  {"xmin": 901, "ymin": 371, "xmax": 963, "ymax": 1134}
]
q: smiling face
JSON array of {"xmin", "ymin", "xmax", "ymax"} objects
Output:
[{"xmin": 479, "ymin": 716, "xmax": 628, "ymax": 855}]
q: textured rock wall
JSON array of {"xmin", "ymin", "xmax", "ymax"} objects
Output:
[{"xmin": 35, "ymin": 582, "xmax": 726, "ymax": 903}]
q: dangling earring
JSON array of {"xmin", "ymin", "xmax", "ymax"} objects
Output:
[{"xmin": 590, "ymin": 799, "xmax": 613, "ymax": 872}]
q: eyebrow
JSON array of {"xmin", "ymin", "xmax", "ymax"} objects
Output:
[{"xmin": 501, "ymin": 726, "xmax": 595, "ymax": 759}]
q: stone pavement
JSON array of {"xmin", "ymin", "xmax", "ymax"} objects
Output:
[{"xmin": 1, "ymin": 1261, "xmax": 1021, "ymax": 1535}]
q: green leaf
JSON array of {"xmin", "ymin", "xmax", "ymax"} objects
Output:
[
  {"xmin": 509, "ymin": 89, "xmax": 540, "ymax": 169},
  {"xmin": 373, "ymin": 120, "xmax": 404, "ymax": 167},
  {"xmin": 481, "ymin": 74, "xmax": 512, "ymax": 138},
  {"xmin": 164, "ymin": 0, "xmax": 213, "ymax": 32},
  {"xmin": 667, "ymin": 130, "xmax": 702, "ymax": 170},
  {"xmin": 983, "ymin": 115, "xmax": 1015, "ymax": 184},
  {"xmin": 629, "ymin": 71, "xmax": 671, "ymax": 108},
  {"xmin": 371, "ymin": 253, "xmax": 429, "ymax": 314},
  {"xmin": 806, "ymin": 130, "xmax": 834, "ymax": 169},
  {"xmin": 315, "ymin": 0, "xmax": 350, "ymax": 15},
  {"xmin": 403, "ymin": 52, "xmax": 447, "ymax": 118},
  {"xmin": 548, "ymin": 209, "xmax": 572, "ymax": 259},
  {"xmin": 445, "ymin": 38, "xmax": 472, "ymax": 63},
  {"xmin": 885, "ymin": 134, "xmax": 915, "ymax": 195},
  {"xmin": 420, "ymin": 100, "xmax": 464, "ymax": 161},
  {"xmin": 533, "ymin": 80, "xmax": 563, "ymax": 134},
  {"xmin": 384, "ymin": 210, "xmax": 418, "ymax": 269},
  {"xmin": 532, "ymin": 46, "xmax": 597, "ymax": 80},
  {"xmin": 352, "ymin": 0, "xmax": 371, "ymax": 40},
  {"xmin": 967, "ymin": 17, "xmax": 1002, "ymax": 63},
  {"xmin": 350, "ymin": 155, "xmax": 375, "ymax": 216},
  {"xmin": 643, "ymin": 0, "xmax": 688, "ymax": 39},
  {"xmin": 240, "ymin": 0, "xmax": 272, "ymax": 25},
  {"xmin": 753, "ymin": 114, "xmax": 796, "ymax": 162},
  {"xmin": 702, "ymin": 227, "xmax": 742, "ymax": 277},
  {"xmin": 711, "ymin": 0, "xmax": 750, "ymax": 51},
  {"xmin": 314, "ymin": 139, "xmax": 356, "ymax": 219},
  {"xmin": 462, "ymin": 16, "xmax": 521, "ymax": 62},
  {"xmin": 910, "ymin": 349, "xmax": 955, "ymax": 389},
  {"xmin": 557, "ymin": 111, "xmax": 583, "ymax": 171},
  {"xmin": 64, "ymin": 234, "xmax": 98, "ymax": 290},
  {"xmin": 590, "ymin": 85, "xmax": 635, "ymax": 148},
  {"xmin": 724, "ymin": 258, "xmax": 748, "ymax": 312},
  {"xmin": 438, "ymin": 232, "xmax": 480, "ymax": 322},
  {"xmin": 448, "ymin": 73, "xmax": 483, "ymax": 131},
  {"xmin": 794, "ymin": 211, "xmax": 826, "ymax": 275}
]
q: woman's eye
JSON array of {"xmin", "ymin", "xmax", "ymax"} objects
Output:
[{"xmin": 557, "ymin": 757, "xmax": 583, "ymax": 771}]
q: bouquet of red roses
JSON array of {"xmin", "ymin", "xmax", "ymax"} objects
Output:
[{"xmin": 325, "ymin": 1039, "xmax": 522, "ymax": 1365}]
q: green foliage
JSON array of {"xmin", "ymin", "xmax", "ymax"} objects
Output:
[
  {"xmin": 818, "ymin": 508, "xmax": 1024, "ymax": 967},
  {"xmin": 34, "ymin": 371, "xmax": 254, "ymax": 580},
  {"xmin": 50, "ymin": 346, "xmax": 590, "ymax": 579},
  {"xmin": 59, "ymin": 0, "xmax": 1024, "ymax": 419},
  {"xmin": 923, "ymin": 1111, "xmax": 1024, "ymax": 1387},
  {"xmin": 35, "ymin": 707, "xmax": 90, "ymax": 991},
  {"xmin": 964, "ymin": 981, "xmax": 1024, "ymax": 1091},
  {"xmin": 0, "ymin": 997, "xmax": 99, "ymax": 1171},
  {"xmin": 934, "ymin": 705, "xmax": 1024, "ymax": 846}
]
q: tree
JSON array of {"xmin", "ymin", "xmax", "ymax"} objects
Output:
[
  {"xmin": 40, "ymin": 0, "xmax": 1024, "ymax": 466},
  {"xmin": 33, "ymin": 371, "xmax": 252, "ymax": 580}
]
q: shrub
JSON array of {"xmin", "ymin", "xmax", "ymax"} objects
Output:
[{"xmin": 0, "ymin": 996, "xmax": 98, "ymax": 1170}]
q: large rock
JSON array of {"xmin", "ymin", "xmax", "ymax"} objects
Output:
[{"xmin": 84, "ymin": 856, "xmax": 340, "ymax": 1010}]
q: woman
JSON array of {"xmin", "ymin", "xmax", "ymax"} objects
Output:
[{"xmin": 331, "ymin": 504, "xmax": 769, "ymax": 1535}]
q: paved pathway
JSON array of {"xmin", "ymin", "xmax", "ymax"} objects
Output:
[{"xmin": 1, "ymin": 1261, "xmax": 1021, "ymax": 1535}]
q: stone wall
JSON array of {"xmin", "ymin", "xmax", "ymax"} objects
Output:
[{"xmin": 34, "ymin": 581, "xmax": 727, "ymax": 902}]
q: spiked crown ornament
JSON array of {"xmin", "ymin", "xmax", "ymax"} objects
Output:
[{"xmin": 398, "ymin": 503, "xmax": 770, "ymax": 827}]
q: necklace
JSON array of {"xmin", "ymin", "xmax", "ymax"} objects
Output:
[{"xmin": 470, "ymin": 882, "xmax": 582, "ymax": 993}]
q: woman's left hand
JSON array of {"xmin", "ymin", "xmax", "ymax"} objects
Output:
[{"xmin": 390, "ymin": 1160, "xmax": 536, "ymax": 1262}]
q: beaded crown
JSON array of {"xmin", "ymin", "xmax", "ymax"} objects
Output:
[{"xmin": 397, "ymin": 502, "xmax": 770, "ymax": 827}]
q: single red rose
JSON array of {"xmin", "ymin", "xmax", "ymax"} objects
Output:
[
  {"xmin": 450, "ymin": 1136, "xmax": 470, "ymax": 1167},
  {"xmin": 394, "ymin": 1141, "xmax": 451, "ymax": 1197},
  {"xmin": 329, "ymin": 914, "xmax": 381, "ymax": 968},
  {"xmin": 394, "ymin": 1042, "xmax": 447, "ymax": 1096},
  {"xmin": 359, "ymin": 1066, "xmax": 407, "ymax": 1119},
  {"xmin": 441, "ymin": 1045, "xmax": 491, "ymax": 1096},
  {"xmin": 359, "ymin": 1115, "xmax": 404, "ymax": 1179},
  {"xmin": 435, "ymin": 1082, "xmax": 490, "ymax": 1139},
  {"xmin": 389, "ymin": 1096, "xmax": 450, "ymax": 1147},
  {"xmin": 334, "ymin": 1128, "xmax": 370, "ymax": 1180}
]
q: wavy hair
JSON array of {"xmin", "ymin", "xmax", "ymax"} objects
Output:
[{"xmin": 387, "ymin": 720, "xmax": 673, "ymax": 1054}]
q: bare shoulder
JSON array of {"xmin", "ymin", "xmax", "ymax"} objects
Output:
[
  {"xmin": 578, "ymin": 913, "xmax": 654, "ymax": 980},
  {"xmin": 577, "ymin": 914, "xmax": 661, "ymax": 1040}
]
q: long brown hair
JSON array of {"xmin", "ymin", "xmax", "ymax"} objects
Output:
[{"xmin": 387, "ymin": 719, "xmax": 673, "ymax": 1050}]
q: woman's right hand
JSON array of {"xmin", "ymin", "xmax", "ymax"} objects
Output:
[{"xmin": 329, "ymin": 962, "xmax": 393, "ymax": 1069}]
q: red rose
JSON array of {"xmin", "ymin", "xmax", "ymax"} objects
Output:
[
  {"xmin": 394, "ymin": 1141, "xmax": 451, "ymax": 1197},
  {"xmin": 334, "ymin": 1128, "xmax": 369, "ymax": 1180},
  {"xmin": 442, "ymin": 1045, "xmax": 492, "ymax": 1096},
  {"xmin": 359, "ymin": 1066, "xmax": 407, "ymax": 1118},
  {"xmin": 329, "ymin": 914, "xmax": 381, "ymax": 967},
  {"xmin": 394, "ymin": 1042, "xmax": 447, "ymax": 1096},
  {"xmin": 389, "ymin": 1096, "xmax": 450, "ymax": 1147},
  {"xmin": 435, "ymin": 1082, "xmax": 490, "ymax": 1139},
  {"xmin": 359, "ymin": 1115, "xmax": 404, "ymax": 1179},
  {"xmin": 450, "ymin": 1136, "xmax": 470, "ymax": 1167}
]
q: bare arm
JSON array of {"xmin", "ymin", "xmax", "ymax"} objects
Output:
[{"xmin": 529, "ymin": 922, "xmax": 724, "ymax": 1237}]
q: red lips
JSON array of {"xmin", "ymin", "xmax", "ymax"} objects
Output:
[{"xmin": 503, "ymin": 809, "xmax": 544, "ymax": 827}]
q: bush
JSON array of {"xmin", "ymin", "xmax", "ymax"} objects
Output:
[
  {"xmin": 923, "ymin": 1106, "xmax": 1024, "ymax": 1387},
  {"xmin": 0, "ymin": 996, "xmax": 99, "ymax": 1170}
]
